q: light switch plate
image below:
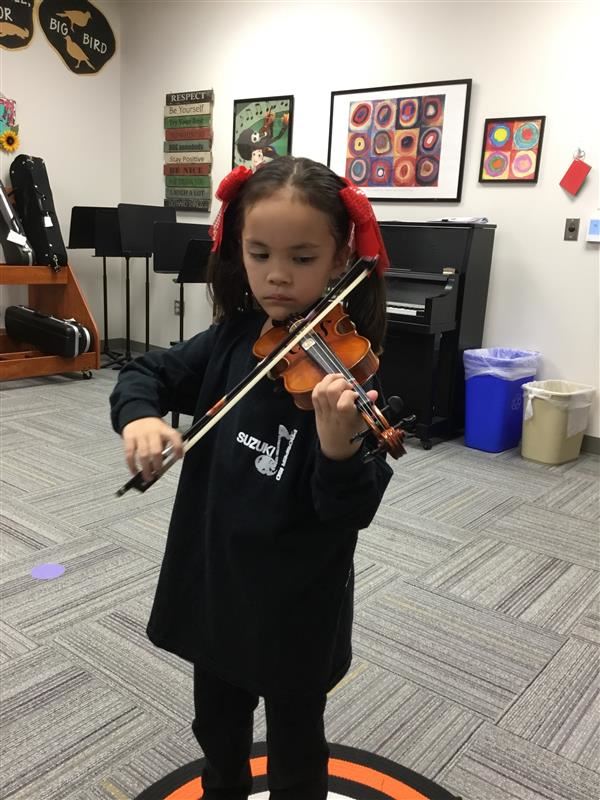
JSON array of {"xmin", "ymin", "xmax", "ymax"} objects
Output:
[{"xmin": 564, "ymin": 218, "xmax": 580, "ymax": 241}]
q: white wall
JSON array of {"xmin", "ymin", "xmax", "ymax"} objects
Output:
[
  {"xmin": 120, "ymin": 0, "xmax": 600, "ymax": 436},
  {"xmin": 3, "ymin": 1, "xmax": 598, "ymax": 437},
  {"xmin": 0, "ymin": 0, "xmax": 121, "ymax": 340}
]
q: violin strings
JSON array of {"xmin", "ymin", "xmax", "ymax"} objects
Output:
[{"xmin": 301, "ymin": 330, "xmax": 381, "ymax": 427}]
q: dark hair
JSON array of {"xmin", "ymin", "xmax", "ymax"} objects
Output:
[{"xmin": 207, "ymin": 156, "xmax": 387, "ymax": 352}]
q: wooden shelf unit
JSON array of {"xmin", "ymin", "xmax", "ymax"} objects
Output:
[{"xmin": 0, "ymin": 264, "xmax": 100, "ymax": 381}]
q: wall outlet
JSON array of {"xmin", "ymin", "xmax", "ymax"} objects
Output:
[
  {"xmin": 174, "ymin": 299, "xmax": 182, "ymax": 316},
  {"xmin": 564, "ymin": 218, "xmax": 580, "ymax": 241}
]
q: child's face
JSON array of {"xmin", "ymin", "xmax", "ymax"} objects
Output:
[{"xmin": 242, "ymin": 187, "xmax": 347, "ymax": 321}]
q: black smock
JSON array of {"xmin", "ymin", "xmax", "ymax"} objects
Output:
[{"xmin": 110, "ymin": 312, "xmax": 392, "ymax": 699}]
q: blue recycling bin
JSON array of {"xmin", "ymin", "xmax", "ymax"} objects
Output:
[{"xmin": 464, "ymin": 348, "xmax": 540, "ymax": 452}]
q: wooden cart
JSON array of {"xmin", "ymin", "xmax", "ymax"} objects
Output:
[{"xmin": 0, "ymin": 264, "xmax": 100, "ymax": 381}]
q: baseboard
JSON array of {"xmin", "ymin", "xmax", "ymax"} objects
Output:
[
  {"xmin": 104, "ymin": 338, "xmax": 167, "ymax": 353},
  {"xmin": 582, "ymin": 435, "xmax": 600, "ymax": 455}
]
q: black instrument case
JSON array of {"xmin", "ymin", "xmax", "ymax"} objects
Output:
[
  {"xmin": 9, "ymin": 155, "xmax": 68, "ymax": 271},
  {"xmin": 5, "ymin": 305, "xmax": 93, "ymax": 358}
]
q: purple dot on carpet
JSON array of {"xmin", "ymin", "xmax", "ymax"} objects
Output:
[{"xmin": 31, "ymin": 563, "xmax": 65, "ymax": 580}]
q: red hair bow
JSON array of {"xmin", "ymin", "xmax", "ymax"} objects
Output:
[
  {"xmin": 209, "ymin": 165, "xmax": 254, "ymax": 253},
  {"xmin": 339, "ymin": 179, "xmax": 390, "ymax": 276}
]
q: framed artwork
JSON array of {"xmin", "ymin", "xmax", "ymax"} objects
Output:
[
  {"xmin": 479, "ymin": 116, "xmax": 546, "ymax": 183},
  {"xmin": 328, "ymin": 79, "xmax": 471, "ymax": 202},
  {"xmin": 232, "ymin": 95, "xmax": 294, "ymax": 170}
]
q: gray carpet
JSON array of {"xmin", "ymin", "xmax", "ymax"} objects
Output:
[{"xmin": 1, "ymin": 364, "xmax": 599, "ymax": 800}]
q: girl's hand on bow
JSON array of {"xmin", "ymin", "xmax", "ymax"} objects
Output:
[
  {"xmin": 122, "ymin": 417, "xmax": 184, "ymax": 481},
  {"xmin": 312, "ymin": 373, "xmax": 377, "ymax": 461}
]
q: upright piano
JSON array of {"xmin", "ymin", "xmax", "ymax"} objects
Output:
[{"xmin": 377, "ymin": 220, "xmax": 496, "ymax": 449}]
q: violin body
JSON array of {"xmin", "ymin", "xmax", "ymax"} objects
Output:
[{"xmin": 252, "ymin": 304, "xmax": 379, "ymax": 410}]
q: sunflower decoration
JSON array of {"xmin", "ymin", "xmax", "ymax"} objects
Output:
[{"xmin": 0, "ymin": 129, "xmax": 20, "ymax": 153}]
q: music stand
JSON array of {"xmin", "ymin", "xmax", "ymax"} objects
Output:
[
  {"xmin": 153, "ymin": 228, "xmax": 211, "ymax": 431},
  {"xmin": 68, "ymin": 206, "xmax": 125, "ymax": 368},
  {"xmin": 117, "ymin": 204, "xmax": 176, "ymax": 356},
  {"xmin": 176, "ymin": 238, "xmax": 212, "ymax": 336},
  {"xmin": 153, "ymin": 222, "xmax": 211, "ymax": 342}
]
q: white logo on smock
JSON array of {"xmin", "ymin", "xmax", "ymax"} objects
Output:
[{"xmin": 236, "ymin": 424, "xmax": 298, "ymax": 481}]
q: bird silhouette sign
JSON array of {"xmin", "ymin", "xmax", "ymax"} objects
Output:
[
  {"xmin": 0, "ymin": 0, "xmax": 35, "ymax": 50},
  {"xmin": 38, "ymin": 0, "xmax": 115, "ymax": 74}
]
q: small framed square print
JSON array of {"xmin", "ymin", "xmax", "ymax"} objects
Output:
[{"xmin": 479, "ymin": 116, "xmax": 546, "ymax": 183}]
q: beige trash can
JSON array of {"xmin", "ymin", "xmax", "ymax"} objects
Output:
[{"xmin": 521, "ymin": 380, "xmax": 594, "ymax": 464}]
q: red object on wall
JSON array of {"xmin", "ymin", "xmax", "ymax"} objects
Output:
[{"xmin": 560, "ymin": 159, "xmax": 591, "ymax": 195}]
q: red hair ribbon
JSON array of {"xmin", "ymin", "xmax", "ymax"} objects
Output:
[
  {"xmin": 339, "ymin": 179, "xmax": 390, "ymax": 276},
  {"xmin": 209, "ymin": 165, "xmax": 254, "ymax": 253}
]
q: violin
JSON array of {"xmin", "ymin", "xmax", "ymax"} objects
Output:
[
  {"xmin": 116, "ymin": 256, "xmax": 406, "ymax": 497},
  {"xmin": 253, "ymin": 303, "xmax": 405, "ymax": 458}
]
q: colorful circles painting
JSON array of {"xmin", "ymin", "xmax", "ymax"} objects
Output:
[
  {"xmin": 344, "ymin": 94, "xmax": 445, "ymax": 189},
  {"xmin": 418, "ymin": 127, "xmax": 441, "ymax": 157},
  {"xmin": 394, "ymin": 129, "xmax": 418, "ymax": 158},
  {"xmin": 514, "ymin": 121, "xmax": 540, "ymax": 149},
  {"xmin": 346, "ymin": 158, "xmax": 368, "ymax": 185},
  {"xmin": 373, "ymin": 130, "xmax": 393, "ymax": 156},
  {"xmin": 348, "ymin": 132, "xmax": 371, "ymax": 157},
  {"xmin": 510, "ymin": 149, "xmax": 536, "ymax": 179},
  {"xmin": 421, "ymin": 96, "xmax": 444, "ymax": 126},
  {"xmin": 344, "ymin": 94, "xmax": 446, "ymax": 189},
  {"xmin": 374, "ymin": 100, "xmax": 395, "ymax": 129},
  {"xmin": 332, "ymin": 80, "xmax": 471, "ymax": 198},
  {"xmin": 480, "ymin": 116, "xmax": 545, "ymax": 182},
  {"xmin": 483, "ymin": 151, "xmax": 509, "ymax": 180},
  {"xmin": 393, "ymin": 157, "xmax": 416, "ymax": 186},
  {"xmin": 416, "ymin": 157, "xmax": 440, "ymax": 185},
  {"xmin": 369, "ymin": 158, "xmax": 393, "ymax": 185},
  {"xmin": 397, "ymin": 98, "xmax": 420, "ymax": 128},
  {"xmin": 349, "ymin": 102, "xmax": 373, "ymax": 131},
  {"xmin": 487, "ymin": 123, "xmax": 512, "ymax": 149}
]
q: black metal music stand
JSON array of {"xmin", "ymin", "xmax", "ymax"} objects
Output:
[
  {"xmin": 153, "ymin": 225, "xmax": 211, "ymax": 428},
  {"xmin": 153, "ymin": 222, "xmax": 211, "ymax": 342},
  {"xmin": 117, "ymin": 204, "xmax": 176, "ymax": 356},
  {"xmin": 176, "ymin": 238, "xmax": 212, "ymax": 333},
  {"xmin": 68, "ymin": 206, "xmax": 125, "ymax": 368}
]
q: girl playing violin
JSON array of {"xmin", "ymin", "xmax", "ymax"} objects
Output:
[{"xmin": 110, "ymin": 156, "xmax": 393, "ymax": 800}]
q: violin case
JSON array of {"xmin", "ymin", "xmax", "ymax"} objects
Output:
[
  {"xmin": 0, "ymin": 179, "xmax": 35, "ymax": 265},
  {"xmin": 5, "ymin": 305, "xmax": 93, "ymax": 358},
  {"xmin": 9, "ymin": 155, "xmax": 68, "ymax": 271}
]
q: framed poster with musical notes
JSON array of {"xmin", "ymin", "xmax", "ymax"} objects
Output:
[{"xmin": 232, "ymin": 95, "xmax": 294, "ymax": 171}]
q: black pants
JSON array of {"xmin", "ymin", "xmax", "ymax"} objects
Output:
[{"xmin": 192, "ymin": 665, "xmax": 329, "ymax": 799}]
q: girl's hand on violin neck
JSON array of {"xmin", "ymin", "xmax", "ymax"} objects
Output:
[
  {"xmin": 122, "ymin": 417, "xmax": 184, "ymax": 481},
  {"xmin": 312, "ymin": 374, "xmax": 377, "ymax": 461}
]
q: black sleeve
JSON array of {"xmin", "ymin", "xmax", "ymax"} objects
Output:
[
  {"xmin": 109, "ymin": 324, "xmax": 220, "ymax": 434},
  {"xmin": 310, "ymin": 444, "xmax": 393, "ymax": 530}
]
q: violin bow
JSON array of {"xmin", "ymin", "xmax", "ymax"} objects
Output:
[{"xmin": 116, "ymin": 256, "xmax": 378, "ymax": 496}]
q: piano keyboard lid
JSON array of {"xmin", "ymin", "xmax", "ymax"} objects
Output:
[{"xmin": 386, "ymin": 281, "xmax": 451, "ymax": 304}]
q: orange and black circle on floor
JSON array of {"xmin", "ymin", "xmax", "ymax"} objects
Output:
[{"xmin": 135, "ymin": 742, "xmax": 461, "ymax": 799}]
